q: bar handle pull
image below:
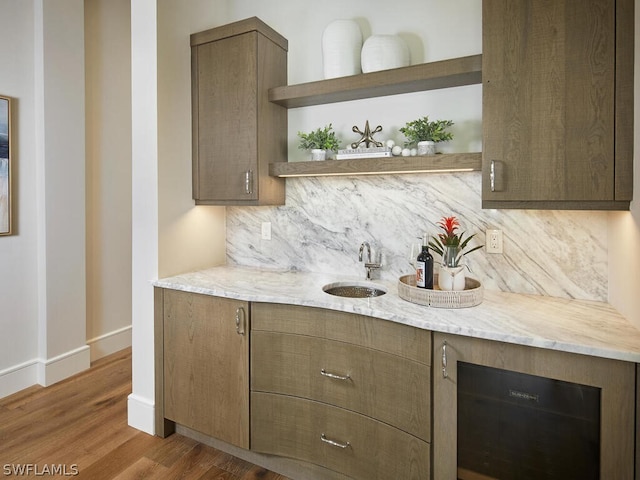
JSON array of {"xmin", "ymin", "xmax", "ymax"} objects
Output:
[
  {"xmin": 321, "ymin": 369, "xmax": 351, "ymax": 381},
  {"xmin": 490, "ymin": 160, "xmax": 496, "ymax": 192},
  {"xmin": 442, "ymin": 340, "xmax": 448, "ymax": 378},
  {"xmin": 244, "ymin": 170, "xmax": 253, "ymax": 195},
  {"xmin": 321, "ymin": 433, "xmax": 351, "ymax": 449},
  {"xmin": 235, "ymin": 307, "xmax": 246, "ymax": 335}
]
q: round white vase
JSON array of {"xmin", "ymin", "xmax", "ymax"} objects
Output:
[
  {"xmin": 438, "ymin": 266, "xmax": 466, "ymax": 291},
  {"xmin": 322, "ymin": 20, "xmax": 363, "ymax": 79},
  {"xmin": 361, "ymin": 34, "xmax": 410, "ymax": 73}
]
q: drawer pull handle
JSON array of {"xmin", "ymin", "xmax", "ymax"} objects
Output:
[
  {"xmin": 321, "ymin": 433, "xmax": 351, "ymax": 449},
  {"xmin": 321, "ymin": 369, "xmax": 351, "ymax": 381}
]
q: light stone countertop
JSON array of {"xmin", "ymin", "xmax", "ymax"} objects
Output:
[{"xmin": 153, "ymin": 265, "xmax": 640, "ymax": 363}]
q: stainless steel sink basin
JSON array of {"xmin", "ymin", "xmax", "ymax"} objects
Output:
[{"xmin": 322, "ymin": 282, "xmax": 387, "ymax": 298}]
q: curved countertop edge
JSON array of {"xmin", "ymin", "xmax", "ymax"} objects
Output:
[{"xmin": 153, "ymin": 265, "xmax": 640, "ymax": 364}]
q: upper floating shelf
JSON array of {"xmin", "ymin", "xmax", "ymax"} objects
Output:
[{"xmin": 268, "ymin": 54, "xmax": 483, "ymax": 108}]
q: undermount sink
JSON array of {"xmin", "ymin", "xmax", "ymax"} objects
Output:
[{"xmin": 322, "ymin": 282, "xmax": 387, "ymax": 298}]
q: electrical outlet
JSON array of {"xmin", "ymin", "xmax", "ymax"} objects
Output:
[
  {"xmin": 486, "ymin": 229, "xmax": 503, "ymax": 254},
  {"xmin": 261, "ymin": 222, "xmax": 272, "ymax": 240}
]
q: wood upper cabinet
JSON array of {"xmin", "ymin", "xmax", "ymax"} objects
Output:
[
  {"xmin": 157, "ymin": 288, "xmax": 250, "ymax": 448},
  {"xmin": 482, "ymin": 0, "xmax": 634, "ymax": 210},
  {"xmin": 191, "ymin": 17, "xmax": 287, "ymax": 205}
]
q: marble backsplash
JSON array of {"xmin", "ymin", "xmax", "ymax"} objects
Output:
[{"xmin": 226, "ymin": 172, "xmax": 608, "ymax": 302}]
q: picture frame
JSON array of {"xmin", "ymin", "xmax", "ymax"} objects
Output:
[{"xmin": 1, "ymin": 95, "xmax": 11, "ymax": 236}]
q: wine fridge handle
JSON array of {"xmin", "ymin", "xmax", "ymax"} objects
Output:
[{"xmin": 442, "ymin": 340, "xmax": 448, "ymax": 378}]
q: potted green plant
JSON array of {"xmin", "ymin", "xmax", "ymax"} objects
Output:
[
  {"xmin": 429, "ymin": 216, "xmax": 483, "ymax": 291},
  {"xmin": 399, "ymin": 116, "xmax": 454, "ymax": 155},
  {"xmin": 297, "ymin": 124, "xmax": 341, "ymax": 160}
]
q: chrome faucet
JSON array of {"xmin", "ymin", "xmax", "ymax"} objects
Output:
[{"xmin": 359, "ymin": 241, "xmax": 381, "ymax": 280}]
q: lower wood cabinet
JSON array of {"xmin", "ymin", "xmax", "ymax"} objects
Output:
[
  {"xmin": 252, "ymin": 392, "xmax": 430, "ymax": 480},
  {"xmin": 250, "ymin": 303, "xmax": 431, "ymax": 479},
  {"xmin": 155, "ymin": 288, "xmax": 250, "ymax": 448},
  {"xmin": 155, "ymin": 291, "xmax": 636, "ymax": 480}
]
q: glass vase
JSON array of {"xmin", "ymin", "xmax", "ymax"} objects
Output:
[{"xmin": 439, "ymin": 245, "xmax": 466, "ymax": 291}]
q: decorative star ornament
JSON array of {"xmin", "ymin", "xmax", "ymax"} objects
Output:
[{"xmin": 351, "ymin": 120, "xmax": 383, "ymax": 149}]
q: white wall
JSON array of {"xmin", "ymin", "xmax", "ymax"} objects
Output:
[
  {"xmin": 0, "ymin": 0, "xmax": 40, "ymax": 396},
  {"xmin": 0, "ymin": 0, "xmax": 90, "ymax": 397},
  {"xmin": 85, "ymin": 0, "xmax": 133, "ymax": 361}
]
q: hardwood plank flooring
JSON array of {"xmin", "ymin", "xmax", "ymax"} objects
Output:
[{"xmin": 0, "ymin": 348, "xmax": 289, "ymax": 480}]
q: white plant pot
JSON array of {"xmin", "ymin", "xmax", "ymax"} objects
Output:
[
  {"xmin": 322, "ymin": 20, "xmax": 363, "ymax": 79},
  {"xmin": 438, "ymin": 266, "xmax": 466, "ymax": 291},
  {"xmin": 417, "ymin": 141, "xmax": 436, "ymax": 156},
  {"xmin": 361, "ymin": 34, "xmax": 410, "ymax": 73},
  {"xmin": 311, "ymin": 149, "xmax": 327, "ymax": 161}
]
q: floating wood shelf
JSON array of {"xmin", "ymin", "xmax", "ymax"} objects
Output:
[
  {"xmin": 269, "ymin": 153, "xmax": 482, "ymax": 177},
  {"xmin": 268, "ymin": 54, "xmax": 482, "ymax": 108}
]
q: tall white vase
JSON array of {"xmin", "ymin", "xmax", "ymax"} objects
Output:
[{"xmin": 322, "ymin": 20, "xmax": 363, "ymax": 79}]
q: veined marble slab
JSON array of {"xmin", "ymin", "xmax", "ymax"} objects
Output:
[
  {"xmin": 227, "ymin": 173, "xmax": 608, "ymax": 302},
  {"xmin": 153, "ymin": 266, "xmax": 640, "ymax": 363}
]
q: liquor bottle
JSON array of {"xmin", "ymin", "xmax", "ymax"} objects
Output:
[{"xmin": 416, "ymin": 233, "xmax": 434, "ymax": 289}]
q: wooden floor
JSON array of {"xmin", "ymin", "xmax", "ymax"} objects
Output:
[{"xmin": 0, "ymin": 348, "xmax": 289, "ymax": 480}]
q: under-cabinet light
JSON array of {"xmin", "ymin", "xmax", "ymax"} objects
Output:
[{"xmin": 276, "ymin": 168, "xmax": 476, "ymax": 178}]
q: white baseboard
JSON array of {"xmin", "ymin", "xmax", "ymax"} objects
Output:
[
  {"xmin": 1, "ymin": 325, "xmax": 132, "ymax": 401},
  {"xmin": 87, "ymin": 325, "xmax": 132, "ymax": 362},
  {"xmin": 0, "ymin": 345, "xmax": 91, "ymax": 398},
  {"xmin": 0, "ymin": 359, "xmax": 39, "ymax": 399},
  {"xmin": 37, "ymin": 345, "xmax": 91, "ymax": 387},
  {"xmin": 127, "ymin": 393, "xmax": 155, "ymax": 435}
]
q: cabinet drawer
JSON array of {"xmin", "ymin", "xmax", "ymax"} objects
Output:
[
  {"xmin": 251, "ymin": 392, "xmax": 430, "ymax": 480},
  {"xmin": 251, "ymin": 331, "xmax": 430, "ymax": 441},
  {"xmin": 251, "ymin": 303, "xmax": 431, "ymax": 364}
]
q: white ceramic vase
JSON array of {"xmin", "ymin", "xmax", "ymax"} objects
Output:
[
  {"xmin": 361, "ymin": 34, "xmax": 410, "ymax": 73},
  {"xmin": 438, "ymin": 266, "xmax": 466, "ymax": 291},
  {"xmin": 311, "ymin": 149, "xmax": 327, "ymax": 161},
  {"xmin": 322, "ymin": 20, "xmax": 363, "ymax": 79},
  {"xmin": 418, "ymin": 141, "xmax": 436, "ymax": 156}
]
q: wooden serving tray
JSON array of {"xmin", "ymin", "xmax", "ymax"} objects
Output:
[{"xmin": 397, "ymin": 274, "xmax": 483, "ymax": 308}]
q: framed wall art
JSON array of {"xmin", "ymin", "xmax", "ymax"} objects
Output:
[{"xmin": 1, "ymin": 95, "xmax": 11, "ymax": 236}]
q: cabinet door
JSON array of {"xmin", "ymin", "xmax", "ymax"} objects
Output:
[
  {"xmin": 192, "ymin": 32, "xmax": 258, "ymax": 202},
  {"xmin": 482, "ymin": 0, "xmax": 633, "ymax": 210},
  {"xmin": 163, "ymin": 289, "xmax": 249, "ymax": 448},
  {"xmin": 432, "ymin": 333, "xmax": 635, "ymax": 479}
]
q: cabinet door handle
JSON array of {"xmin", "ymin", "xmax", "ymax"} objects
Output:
[
  {"xmin": 321, "ymin": 433, "xmax": 351, "ymax": 449},
  {"xmin": 320, "ymin": 369, "xmax": 351, "ymax": 381},
  {"xmin": 244, "ymin": 170, "xmax": 253, "ymax": 195},
  {"xmin": 442, "ymin": 340, "xmax": 448, "ymax": 378},
  {"xmin": 490, "ymin": 160, "xmax": 496, "ymax": 192},
  {"xmin": 235, "ymin": 307, "xmax": 246, "ymax": 335}
]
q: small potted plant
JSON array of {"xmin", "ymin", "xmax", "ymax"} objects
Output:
[
  {"xmin": 429, "ymin": 216, "xmax": 483, "ymax": 291},
  {"xmin": 399, "ymin": 116, "xmax": 454, "ymax": 155},
  {"xmin": 297, "ymin": 124, "xmax": 341, "ymax": 160}
]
